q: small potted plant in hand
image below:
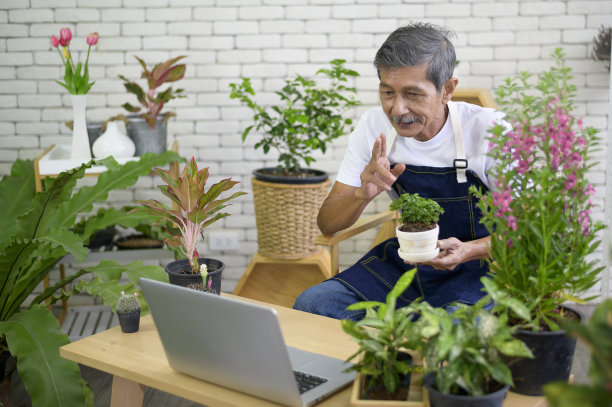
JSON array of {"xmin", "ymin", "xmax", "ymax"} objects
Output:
[
  {"xmin": 135, "ymin": 157, "xmax": 246, "ymax": 293},
  {"xmin": 413, "ymin": 297, "xmax": 532, "ymax": 407},
  {"xmin": 390, "ymin": 193, "xmax": 444, "ymax": 262},
  {"xmin": 116, "ymin": 291, "xmax": 141, "ymax": 333},
  {"xmin": 342, "ymin": 268, "xmax": 424, "ymax": 404},
  {"xmin": 120, "ymin": 55, "xmax": 186, "ymax": 155}
]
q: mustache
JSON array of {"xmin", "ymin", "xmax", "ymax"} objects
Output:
[{"xmin": 390, "ymin": 115, "xmax": 420, "ymax": 125}]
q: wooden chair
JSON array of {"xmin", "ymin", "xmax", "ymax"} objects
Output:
[{"xmin": 316, "ymin": 88, "xmax": 498, "ymax": 276}]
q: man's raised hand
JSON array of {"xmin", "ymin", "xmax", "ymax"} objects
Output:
[{"xmin": 356, "ymin": 133, "xmax": 405, "ymax": 201}]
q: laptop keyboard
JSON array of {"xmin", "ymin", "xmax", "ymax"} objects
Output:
[{"xmin": 293, "ymin": 371, "xmax": 328, "ymax": 394}]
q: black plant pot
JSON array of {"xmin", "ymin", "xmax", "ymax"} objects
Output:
[
  {"xmin": 164, "ymin": 258, "xmax": 223, "ymax": 294},
  {"xmin": 503, "ymin": 311, "xmax": 580, "ymax": 396},
  {"xmin": 117, "ymin": 309, "xmax": 141, "ymax": 333},
  {"xmin": 424, "ymin": 373, "xmax": 509, "ymax": 407},
  {"xmin": 253, "ymin": 167, "xmax": 328, "ymax": 184}
]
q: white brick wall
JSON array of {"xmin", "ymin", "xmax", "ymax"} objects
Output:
[{"xmin": 0, "ymin": 0, "xmax": 610, "ymax": 299}]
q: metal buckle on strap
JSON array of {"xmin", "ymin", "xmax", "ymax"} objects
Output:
[{"xmin": 453, "ymin": 158, "xmax": 468, "ymax": 169}]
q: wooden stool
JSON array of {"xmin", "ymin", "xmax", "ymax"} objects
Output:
[{"xmin": 233, "ymin": 249, "xmax": 332, "ymax": 308}]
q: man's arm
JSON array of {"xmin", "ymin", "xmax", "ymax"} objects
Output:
[{"xmin": 318, "ymin": 134, "xmax": 405, "ymax": 236}]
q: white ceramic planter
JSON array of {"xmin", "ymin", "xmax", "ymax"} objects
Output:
[{"xmin": 396, "ymin": 224, "xmax": 440, "ymax": 262}]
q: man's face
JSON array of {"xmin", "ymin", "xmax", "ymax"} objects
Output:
[{"xmin": 379, "ymin": 64, "xmax": 452, "ymax": 142}]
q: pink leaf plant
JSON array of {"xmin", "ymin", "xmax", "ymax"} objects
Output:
[{"xmin": 135, "ymin": 158, "xmax": 246, "ymax": 274}]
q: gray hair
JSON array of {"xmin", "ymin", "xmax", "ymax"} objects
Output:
[{"xmin": 374, "ymin": 22, "xmax": 456, "ymax": 93}]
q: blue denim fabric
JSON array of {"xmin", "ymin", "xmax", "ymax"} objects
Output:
[{"xmin": 293, "ymin": 279, "xmax": 366, "ymax": 321}]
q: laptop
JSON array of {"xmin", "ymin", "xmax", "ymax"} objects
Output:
[{"xmin": 140, "ymin": 278, "xmax": 355, "ymax": 407}]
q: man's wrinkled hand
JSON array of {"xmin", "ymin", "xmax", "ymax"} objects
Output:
[{"xmin": 356, "ymin": 133, "xmax": 405, "ymax": 201}]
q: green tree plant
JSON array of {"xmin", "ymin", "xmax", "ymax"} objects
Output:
[
  {"xmin": 229, "ymin": 59, "xmax": 360, "ymax": 175},
  {"xmin": 0, "ymin": 151, "xmax": 181, "ymax": 407}
]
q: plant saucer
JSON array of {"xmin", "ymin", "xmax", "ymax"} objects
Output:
[{"xmin": 398, "ymin": 247, "xmax": 440, "ymax": 263}]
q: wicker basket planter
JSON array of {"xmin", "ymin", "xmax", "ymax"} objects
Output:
[{"xmin": 251, "ymin": 171, "xmax": 331, "ymax": 259}]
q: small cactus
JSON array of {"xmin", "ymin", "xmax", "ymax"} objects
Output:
[{"xmin": 117, "ymin": 291, "xmax": 141, "ymax": 314}]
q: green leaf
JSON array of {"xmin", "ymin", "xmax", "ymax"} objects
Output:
[
  {"xmin": 0, "ymin": 160, "xmax": 35, "ymax": 248},
  {"xmin": 0, "ymin": 306, "xmax": 93, "ymax": 407},
  {"xmin": 39, "ymin": 229, "xmax": 88, "ymax": 263}
]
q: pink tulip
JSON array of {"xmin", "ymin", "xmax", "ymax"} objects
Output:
[
  {"xmin": 86, "ymin": 32, "xmax": 99, "ymax": 46},
  {"xmin": 50, "ymin": 35, "xmax": 59, "ymax": 48},
  {"xmin": 59, "ymin": 27, "xmax": 72, "ymax": 46}
]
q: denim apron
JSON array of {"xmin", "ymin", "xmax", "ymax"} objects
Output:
[{"xmin": 331, "ymin": 102, "xmax": 490, "ymax": 309}]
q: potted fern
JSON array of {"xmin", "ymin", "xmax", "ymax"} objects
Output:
[
  {"xmin": 135, "ymin": 157, "xmax": 246, "ymax": 293},
  {"xmin": 389, "ymin": 193, "xmax": 444, "ymax": 263},
  {"xmin": 120, "ymin": 55, "xmax": 186, "ymax": 155},
  {"xmin": 116, "ymin": 291, "xmax": 141, "ymax": 333},
  {"xmin": 229, "ymin": 59, "xmax": 360, "ymax": 259}
]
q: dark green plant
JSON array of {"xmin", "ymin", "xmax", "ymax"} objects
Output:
[
  {"xmin": 120, "ymin": 55, "xmax": 187, "ymax": 128},
  {"xmin": 0, "ymin": 151, "xmax": 181, "ymax": 407},
  {"xmin": 390, "ymin": 193, "xmax": 444, "ymax": 232},
  {"xmin": 591, "ymin": 25, "xmax": 611, "ymax": 71},
  {"xmin": 341, "ymin": 268, "xmax": 421, "ymax": 399},
  {"xmin": 229, "ymin": 59, "xmax": 360, "ymax": 174},
  {"xmin": 473, "ymin": 48, "xmax": 604, "ymax": 331},
  {"xmin": 544, "ymin": 299, "xmax": 612, "ymax": 407},
  {"xmin": 413, "ymin": 297, "xmax": 532, "ymax": 396}
]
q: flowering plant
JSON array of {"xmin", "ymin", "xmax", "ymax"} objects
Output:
[
  {"xmin": 50, "ymin": 27, "xmax": 98, "ymax": 94},
  {"xmin": 135, "ymin": 158, "xmax": 246, "ymax": 274},
  {"xmin": 473, "ymin": 48, "xmax": 605, "ymax": 331}
]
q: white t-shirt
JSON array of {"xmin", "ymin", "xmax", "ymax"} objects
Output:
[{"xmin": 336, "ymin": 102, "xmax": 509, "ymax": 191}]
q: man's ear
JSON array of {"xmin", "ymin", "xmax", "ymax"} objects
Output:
[{"xmin": 441, "ymin": 77, "xmax": 458, "ymax": 104}]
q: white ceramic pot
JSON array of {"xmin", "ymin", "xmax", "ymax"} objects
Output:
[
  {"xmin": 92, "ymin": 121, "xmax": 136, "ymax": 159},
  {"xmin": 396, "ymin": 224, "xmax": 440, "ymax": 262}
]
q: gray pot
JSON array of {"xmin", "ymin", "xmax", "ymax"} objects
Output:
[
  {"xmin": 87, "ymin": 121, "xmax": 104, "ymax": 155},
  {"xmin": 125, "ymin": 114, "xmax": 167, "ymax": 156}
]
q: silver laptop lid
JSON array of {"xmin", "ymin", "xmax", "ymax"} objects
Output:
[{"xmin": 140, "ymin": 278, "xmax": 303, "ymax": 406}]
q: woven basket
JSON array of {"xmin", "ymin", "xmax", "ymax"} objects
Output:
[{"xmin": 252, "ymin": 177, "xmax": 331, "ymax": 259}]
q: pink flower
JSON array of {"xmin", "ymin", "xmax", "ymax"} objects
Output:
[
  {"xmin": 59, "ymin": 27, "xmax": 72, "ymax": 46},
  {"xmin": 51, "ymin": 35, "xmax": 59, "ymax": 48},
  {"xmin": 86, "ymin": 32, "xmax": 99, "ymax": 46},
  {"xmin": 564, "ymin": 172, "xmax": 577, "ymax": 192}
]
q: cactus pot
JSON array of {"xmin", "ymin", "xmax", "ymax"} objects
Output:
[
  {"xmin": 117, "ymin": 309, "xmax": 141, "ymax": 333},
  {"xmin": 164, "ymin": 258, "xmax": 223, "ymax": 294}
]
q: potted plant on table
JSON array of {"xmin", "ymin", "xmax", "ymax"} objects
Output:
[
  {"xmin": 389, "ymin": 193, "xmax": 444, "ymax": 263},
  {"xmin": 135, "ymin": 157, "xmax": 246, "ymax": 293},
  {"xmin": 341, "ymin": 268, "xmax": 423, "ymax": 405},
  {"xmin": 116, "ymin": 291, "xmax": 141, "ymax": 333},
  {"xmin": 120, "ymin": 55, "xmax": 186, "ymax": 155},
  {"xmin": 414, "ymin": 297, "xmax": 532, "ymax": 407},
  {"xmin": 229, "ymin": 59, "xmax": 360, "ymax": 259},
  {"xmin": 472, "ymin": 48, "xmax": 605, "ymax": 395}
]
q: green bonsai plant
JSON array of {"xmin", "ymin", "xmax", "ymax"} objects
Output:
[
  {"xmin": 120, "ymin": 55, "xmax": 186, "ymax": 129},
  {"xmin": 472, "ymin": 48, "xmax": 605, "ymax": 331},
  {"xmin": 341, "ymin": 268, "xmax": 422, "ymax": 401},
  {"xmin": 413, "ymin": 297, "xmax": 532, "ymax": 401},
  {"xmin": 229, "ymin": 59, "xmax": 361, "ymax": 176},
  {"xmin": 390, "ymin": 193, "xmax": 444, "ymax": 233},
  {"xmin": 135, "ymin": 157, "xmax": 247, "ymax": 274},
  {"xmin": 0, "ymin": 152, "xmax": 179, "ymax": 406},
  {"xmin": 543, "ymin": 299, "xmax": 612, "ymax": 407}
]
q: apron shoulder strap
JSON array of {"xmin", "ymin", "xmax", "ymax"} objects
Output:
[{"xmin": 447, "ymin": 100, "xmax": 468, "ymax": 183}]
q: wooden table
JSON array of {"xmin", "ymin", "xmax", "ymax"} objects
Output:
[{"xmin": 60, "ymin": 295, "xmax": 546, "ymax": 407}]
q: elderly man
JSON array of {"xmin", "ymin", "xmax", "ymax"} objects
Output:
[{"xmin": 293, "ymin": 22, "xmax": 508, "ymax": 320}]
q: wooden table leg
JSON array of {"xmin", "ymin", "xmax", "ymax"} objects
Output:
[{"xmin": 110, "ymin": 375, "xmax": 145, "ymax": 407}]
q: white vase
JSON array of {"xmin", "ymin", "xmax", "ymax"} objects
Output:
[
  {"xmin": 396, "ymin": 224, "xmax": 440, "ymax": 262},
  {"xmin": 92, "ymin": 121, "xmax": 136, "ymax": 159},
  {"xmin": 70, "ymin": 94, "xmax": 92, "ymax": 160}
]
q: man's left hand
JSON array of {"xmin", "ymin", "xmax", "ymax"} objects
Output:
[{"xmin": 424, "ymin": 237, "xmax": 466, "ymax": 270}]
